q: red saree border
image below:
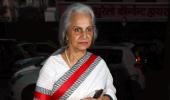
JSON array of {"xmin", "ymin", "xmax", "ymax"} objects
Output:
[
  {"xmin": 34, "ymin": 91, "xmax": 51, "ymax": 100},
  {"xmin": 51, "ymin": 54, "xmax": 97, "ymax": 100}
]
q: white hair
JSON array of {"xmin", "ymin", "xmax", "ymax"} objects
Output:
[{"xmin": 58, "ymin": 3, "xmax": 97, "ymax": 47}]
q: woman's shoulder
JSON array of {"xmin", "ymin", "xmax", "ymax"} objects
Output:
[
  {"xmin": 45, "ymin": 54, "xmax": 60, "ymax": 63},
  {"xmin": 88, "ymin": 52, "xmax": 108, "ymax": 66},
  {"xmin": 89, "ymin": 52, "xmax": 104, "ymax": 61},
  {"xmin": 89, "ymin": 51, "xmax": 109, "ymax": 65},
  {"xmin": 40, "ymin": 54, "xmax": 60, "ymax": 68}
]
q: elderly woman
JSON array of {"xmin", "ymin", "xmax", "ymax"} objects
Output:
[{"xmin": 34, "ymin": 3, "xmax": 117, "ymax": 100}]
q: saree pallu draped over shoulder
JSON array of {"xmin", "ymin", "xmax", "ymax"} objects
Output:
[{"xmin": 34, "ymin": 52, "xmax": 104, "ymax": 100}]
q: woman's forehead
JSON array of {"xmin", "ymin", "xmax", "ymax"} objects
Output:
[{"xmin": 69, "ymin": 12, "xmax": 93, "ymax": 26}]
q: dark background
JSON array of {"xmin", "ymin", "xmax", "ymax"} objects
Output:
[{"xmin": 0, "ymin": 1, "xmax": 170, "ymax": 100}]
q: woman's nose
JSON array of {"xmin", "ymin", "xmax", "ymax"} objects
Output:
[{"xmin": 82, "ymin": 31, "xmax": 87, "ymax": 39}]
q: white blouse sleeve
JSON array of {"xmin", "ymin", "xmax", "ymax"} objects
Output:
[
  {"xmin": 102, "ymin": 60, "xmax": 117, "ymax": 100},
  {"xmin": 36, "ymin": 56, "xmax": 56, "ymax": 91}
]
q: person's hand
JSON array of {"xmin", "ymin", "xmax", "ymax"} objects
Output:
[
  {"xmin": 81, "ymin": 95, "xmax": 108, "ymax": 100},
  {"xmin": 81, "ymin": 97, "xmax": 95, "ymax": 100}
]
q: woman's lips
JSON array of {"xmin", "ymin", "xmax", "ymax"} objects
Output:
[{"xmin": 79, "ymin": 42, "xmax": 88, "ymax": 45}]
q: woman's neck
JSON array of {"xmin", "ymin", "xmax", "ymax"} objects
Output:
[
  {"xmin": 67, "ymin": 48, "xmax": 86, "ymax": 61},
  {"xmin": 65, "ymin": 47, "xmax": 86, "ymax": 67}
]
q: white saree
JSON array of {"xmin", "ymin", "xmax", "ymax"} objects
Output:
[{"xmin": 34, "ymin": 52, "xmax": 117, "ymax": 100}]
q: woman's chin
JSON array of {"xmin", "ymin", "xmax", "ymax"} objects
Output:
[
  {"xmin": 77, "ymin": 43, "xmax": 89, "ymax": 49},
  {"xmin": 77, "ymin": 45, "xmax": 90, "ymax": 51},
  {"xmin": 78, "ymin": 47, "xmax": 88, "ymax": 51}
]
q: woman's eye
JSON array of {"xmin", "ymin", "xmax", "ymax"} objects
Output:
[
  {"xmin": 74, "ymin": 28, "xmax": 81, "ymax": 33},
  {"xmin": 86, "ymin": 27, "xmax": 93, "ymax": 33}
]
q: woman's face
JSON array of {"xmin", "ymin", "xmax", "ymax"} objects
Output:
[{"xmin": 67, "ymin": 12, "xmax": 94, "ymax": 51}]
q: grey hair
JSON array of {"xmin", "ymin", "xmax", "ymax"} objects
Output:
[{"xmin": 58, "ymin": 3, "xmax": 97, "ymax": 47}]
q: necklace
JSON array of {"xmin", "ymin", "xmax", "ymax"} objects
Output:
[{"xmin": 65, "ymin": 49, "xmax": 71, "ymax": 66}]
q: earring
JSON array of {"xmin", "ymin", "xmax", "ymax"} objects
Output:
[
  {"xmin": 65, "ymin": 36, "xmax": 69, "ymax": 46},
  {"xmin": 66, "ymin": 36, "xmax": 68, "ymax": 41}
]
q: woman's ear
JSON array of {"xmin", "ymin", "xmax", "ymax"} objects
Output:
[
  {"xmin": 65, "ymin": 33, "xmax": 69, "ymax": 46},
  {"xmin": 66, "ymin": 35, "xmax": 69, "ymax": 41}
]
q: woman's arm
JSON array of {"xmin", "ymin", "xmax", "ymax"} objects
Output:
[{"xmin": 34, "ymin": 56, "xmax": 56, "ymax": 100}]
